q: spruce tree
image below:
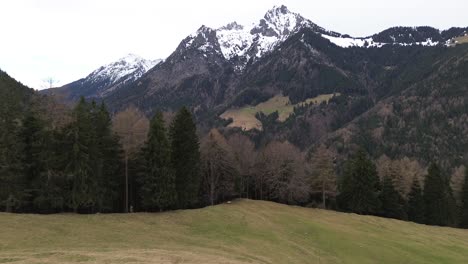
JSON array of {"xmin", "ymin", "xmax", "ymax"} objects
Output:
[
  {"xmin": 141, "ymin": 112, "xmax": 176, "ymax": 211},
  {"xmin": 64, "ymin": 97, "xmax": 95, "ymax": 212},
  {"xmin": 423, "ymin": 163, "xmax": 456, "ymax": 226},
  {"xmin": 379, "ymin": 176, "xmax": 407, "ymax": 220},
  {"xmin": 338, "ymin": 149, "xmax": 381, "ymax": 215},
  {"xmin": 18, "ymin": 110, "xmax": 49, "ymax": 212},
  {"xmin": 92, "ymin": 102, "xmax": 123, "ymax": 212},
  {"xmin": 0, "ymin": 104, "xmax": 25, "ymax": 212},
  {"xmin": 407, "ymin": 177, "xmax": 425, "ymax": 224},
  {"xmin": 460, "ymin": 168, "xmax": 468, "ymax": 228},
  {"xmin": 170, "ymin": 107, "xmax": 201, "ymax": 209}
]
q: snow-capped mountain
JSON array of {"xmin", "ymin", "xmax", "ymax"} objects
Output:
[
  {"xmin": 46, "ymin": 5, "xmax": 467, "ymax": 105},
  {"xmin": 182, "ymin": 5, "xmax": 340, "ymax": 70},
  {"xmin": 181, "ymin": 5, "xmax": 467, "ymax": 64},
  {"xmin": 85, "ymin": 54, "xmax": 162, "ymax": 96},
  {"xmin": 43, "ymin": 54, "xmax": 161, "ymax": 100}
]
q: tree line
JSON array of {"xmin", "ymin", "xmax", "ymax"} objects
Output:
[{"xmin": 1, "ymin": 99, "xmax": 468, "ymax": 229}]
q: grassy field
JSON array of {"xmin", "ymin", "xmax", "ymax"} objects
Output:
[
  {"xmin": 221, "ymin": 93, "xmax": 339, "ymax": 131},
  {"xmin": 1, "ymin": 199, "xmax": 468, "ymax": 264},
  {"xmin": 454, "ymin": 35, "xmax": 468, "ymax": 45}
]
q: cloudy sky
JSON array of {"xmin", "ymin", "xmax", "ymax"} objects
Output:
[{"xmin": 1, "ymin": 0, "xmax": 466, "ymax": 89}]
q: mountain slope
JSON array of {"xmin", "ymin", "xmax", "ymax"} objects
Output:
[
  {"xmin": 1, "ymin": 199, "xmax": 468, "ymax": 264},
  {"xmin": 0, "ymin": 69, "xmax": 34, "ymax": 116},
  {"xmin": 325, "ymin": 44, "xmax": 468, "ymax": 169},
  {"xmin": 43, "ymin": 54, "xmax": 161, "ymax": 100}
]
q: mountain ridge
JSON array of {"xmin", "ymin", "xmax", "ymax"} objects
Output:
[{"xmin": 42, "ymin": 54, "xmax": 161, "ymax": 100}]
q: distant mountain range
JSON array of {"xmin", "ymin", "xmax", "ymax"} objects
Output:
[
  {"xmin": 42, "ymin": 54, "xmax": 161, "ymax": 100},
  {"xmin": 37, "ymin": 5, "xmax": 468, "ymax": 173}
]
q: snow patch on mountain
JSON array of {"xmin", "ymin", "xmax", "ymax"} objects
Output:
[
  {"xmin": 216, "ymin": 23, "xmax": 254, "ymax": 59},
  {"xmin": 322, "ymin": 34, "xmax": 441, "ymax": 48},
  {"xmin": 321, "ymin": 35, "xmax": 385, "ymax": 48}
]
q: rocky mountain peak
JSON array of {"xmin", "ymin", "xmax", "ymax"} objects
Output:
[
  {"xmin": 252, "ymin": 5, "xmax": 308, "ymax": 38},
  {"xmin": 220, "ymin": 22, "xmax": 244, "ymax": 31}
]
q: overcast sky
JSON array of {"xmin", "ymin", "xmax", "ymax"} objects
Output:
[{"xmin": 1, "ymin": 0, "xmax": 466, "ymax": 89}]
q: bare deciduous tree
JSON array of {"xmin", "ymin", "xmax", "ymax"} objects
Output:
[
  {"xmin": 260, "ymin": 141, "xmax": 309, "ymax": 204},
  {"xmin": 451, "ymin": 165, "xmax": 466, "ymax": 206},
  {"xmin": 306, "ymin": 145, "xmax": 337, "ymax": 208},
  {"xmin": 376, "ymin": 155, "xmax": 426, "ymax": 198},
  {"xmin": 200, "ymin": 129, "xmax": 237, "ymax": 205},
  {"xmin": 227, "ymin": 133, "xmax": 257, "ymax": 198},
  {"xmin": 41, "ymin": 77, "xmax": 59, "ymax": 89},
  {"xmin": 112, "ymin": 106, "xmax": 149, "ymax": 212}
]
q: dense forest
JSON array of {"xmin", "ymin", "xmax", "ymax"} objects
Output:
[{"xmin": 1, "ymin": 69, "xmax": 467, "ymax": 228}]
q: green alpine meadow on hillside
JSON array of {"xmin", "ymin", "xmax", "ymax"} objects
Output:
[{"xmin": 1, "ymin": 199, "xmax": 468, "ymax": 264}]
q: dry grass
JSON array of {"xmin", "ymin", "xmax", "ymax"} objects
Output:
[
  {"xmin": 454, "ymin": 35, "xmax": 468, "ymax": 45},
  {"xmin": 221, "ymin": 93, "xmax": 339, "ymax": 130},
  {"xmin": 1, "ymin": 199, "xmax": 468, "ymax": 264}
]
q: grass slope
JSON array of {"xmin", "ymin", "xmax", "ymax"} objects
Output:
[
  {"xmin": 221, "ymin": 94, "xmax": 338, "ymax": 131},
  {"xmin": 1, "ymin": 199, "xmax": 468, "ymax": 263},
  {"xmin": 454, "ymin": 35, "xmax": 468, "ymax": 45}
]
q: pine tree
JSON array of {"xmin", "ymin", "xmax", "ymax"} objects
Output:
[
  {"xmin": 338, "ymin": 149, "xmax": 381, "ymax": 215},
  {"xmin": 407, "ymin": 177, "xmax": 425, "ymax": 224},
  {"xmin": 141, "ymin": 112, "xmax": 176, "ymax": 211},
  {"xmin": 380, "ymin": 176, "xmax": 407, "ymax": 220},
  {"xmin": 460, "ymin": 168, "xmax": 468, "ymax": 228},
  {"xmin": 423, "ymin": 163, "xmax": 456, "ymax": 226},
  {"xmin": 170, "ymin": 107, "xmax": 201, "ymax": 209}
]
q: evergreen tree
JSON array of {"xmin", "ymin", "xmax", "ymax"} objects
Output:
[
  {"xmin": 379, "ymin": 176, "xmax": 407, "ymax": 220},
  {"xmin": 18, "ymin": 110, "xmax": 50, "ymax": 212},
  {"xmin": 64, "ymin": 98, "xmax": 96, "ymax": 212},
  {"xmin": 140, "ymin": 112, "xmax": 176, "ymax": 211},
  {"xmin": 338, "ymin": 149, "xmax": 381, "ymax": 215},
  {"xmin": 423, "ymin": 163, "xmax": 456, "ymax": 226},
  {"xmin": 407, "ymin": 177, "xmax": 425, "ymax": 224},
  {"xmin": 0, "ymin": 98, "xmax": 26, "ymax": 212},
  {"xmin": 460, "ymin": 168, "xmax": 468, "ymax": 228},
  {"xmin": 92, "ymin": 102, "xmax": 123, "ymax": 212},
  {"xmin": 170, "ymin": 107, "xmax": 201, "ymax": 209}
]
